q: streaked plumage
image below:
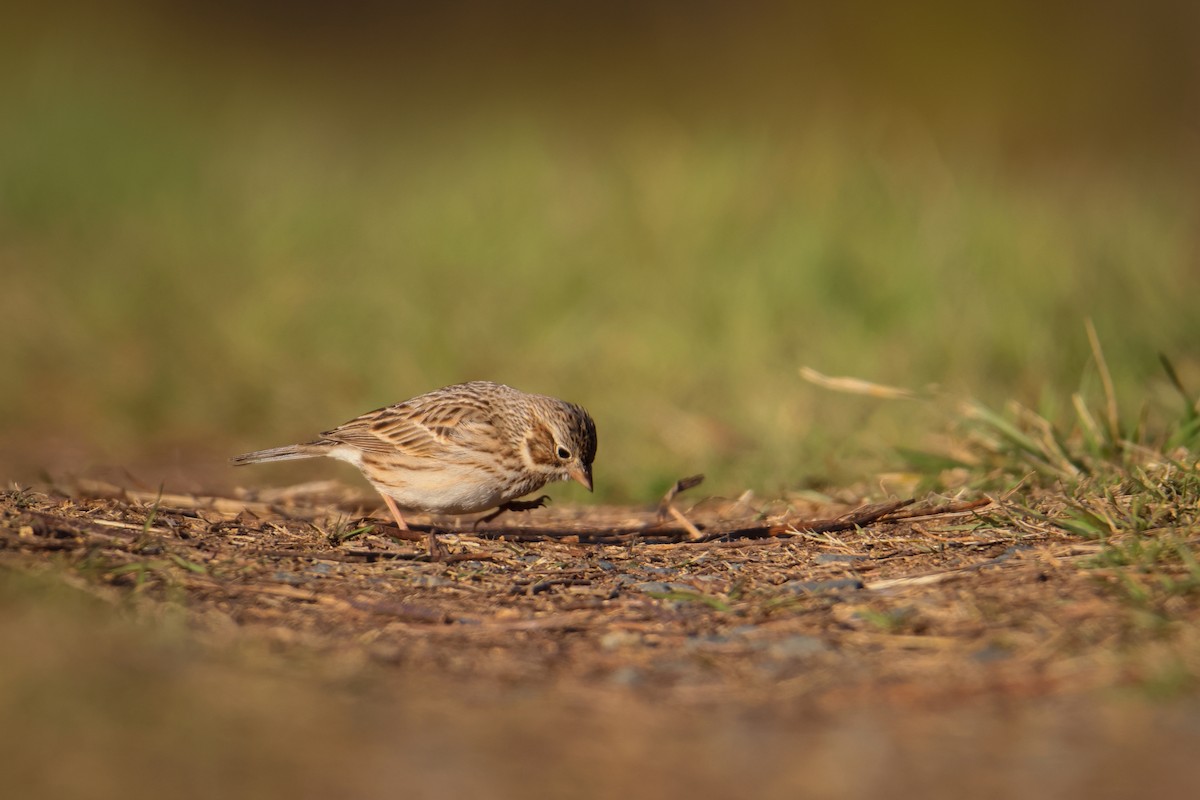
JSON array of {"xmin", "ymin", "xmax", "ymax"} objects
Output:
[{"xmin": 231, "ymin": 382, "xmax": 597, "ymax": 556}]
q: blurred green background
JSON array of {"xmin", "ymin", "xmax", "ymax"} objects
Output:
[{"xmin": 3, "ymin": 0, "xmax": 1198, "ymax": 500}]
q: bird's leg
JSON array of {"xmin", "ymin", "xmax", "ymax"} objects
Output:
[
  {"xmin": 380, "ymin": 493, "xmax": 447, "ymax": 560},
  {"xmin": 425, "ymin": 530, "xmax": 449, "ymax": 562},
  {"xmin": 381, "ymin": 494, "xmax": 410, "ymax": 530},
  {"xmin": 473, "ymin": 495, "xmax": 551, "ymax": 529}
]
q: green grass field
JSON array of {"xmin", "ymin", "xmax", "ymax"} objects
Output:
[{"xmin": 3, "ymin": 4, "xmax": 1198, "ymax": 501}]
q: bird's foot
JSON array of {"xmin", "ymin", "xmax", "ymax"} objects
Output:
[
  {"xmin": 473, "ymin": 495, "xmax": 551, "ymax": 529},
  {"xmin": 425, "ymin": 530, "xmax": 451, "ymax": 562}
]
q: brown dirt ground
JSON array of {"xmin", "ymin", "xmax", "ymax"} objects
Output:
[{"xmin": 2, "ymin": 479, "xmax": 1199, "ymax": 799}]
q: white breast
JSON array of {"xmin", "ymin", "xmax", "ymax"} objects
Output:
[{"xmin": 374, "ymin": 465, "xmax": 521, "ymax": 515}]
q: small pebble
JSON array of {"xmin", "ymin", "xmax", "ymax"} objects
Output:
[
  {"xmin": 767, "ymin": 635, "xmax": 830, "ymax": 659},
  {"xmin": 633, "ymin": 581, "xmax": 698, "ymax": 594},
  {"xmin": 609, "ymin": 666, "xmax": 643, "ymax": 687},
  {"xmin": 971, "ymin": 644, "xmax": 1014, "ymax": 663},
  {"xmin": 814, "ymin": 553, "xmax": 869, "ymax": 564},
  {"xmin": 599, "ymin": 630, "xmax": 643, "ymax": 650},
  {"xmin": 685, "ymin": 633, "xmax": 734, "ymax": 648},
  {"xmin": 780, "ymin": 578, "xmax": 864, "ymax": 594}
]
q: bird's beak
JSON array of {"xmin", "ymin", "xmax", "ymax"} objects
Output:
[{"xmin": 567, "ymin": 462, "xmax": 593, "ymax": 492}]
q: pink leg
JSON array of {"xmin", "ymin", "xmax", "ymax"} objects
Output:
[
  {"xmin": 380, "ymin": 494, "xmax": 409, "ymax": 530},
  {"xmin": 381, "ymin": 492, "xmax": 446, "ymax": 561}
]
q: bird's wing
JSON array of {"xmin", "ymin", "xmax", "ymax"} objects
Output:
[{"xmin": 319, "ymin": 392, "xmax": 499, "ymax": 460}]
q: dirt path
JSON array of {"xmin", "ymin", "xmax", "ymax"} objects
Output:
[{"xmin": 2, "ymin": 481, "xmax": 1198, "ymax": 798}]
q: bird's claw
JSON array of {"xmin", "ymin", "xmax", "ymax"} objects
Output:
[
  {"xmin": 426, "ymin": 530, "xmax": 451, "ymax": 562},
  {"xmin": 473, "ymin": 495, "xmax": 551, "ymax": 529}
]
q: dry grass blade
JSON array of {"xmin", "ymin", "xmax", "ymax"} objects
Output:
[
  {"xmin": 800, "ymin": 366, "xmax": 918, "ymax": 399},
  {"xmin": 656, "ymin": 474, "xmax": 705, "ymax": 520},
  {"xmin": 655, "ymin": 474, "xmax": 707, "ymax": 539},
  {"xmin": 1086, "ymin": 317, "xmax": 1122, "ymax": 447}
]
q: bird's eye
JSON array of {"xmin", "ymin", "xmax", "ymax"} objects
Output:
[{"xmin": 556, "ymin": 446, "xmax": 572, "ymax": 460}]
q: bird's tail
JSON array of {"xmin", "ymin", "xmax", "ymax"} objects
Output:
[{"xmin": 230, "ymin": 442, "xmax": 325, "ymax": 466}]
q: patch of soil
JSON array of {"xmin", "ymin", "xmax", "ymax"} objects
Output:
[
  {"xmin": 1, "ymin": 478, "xmax": 1185, "ymax": 706},
  {"xmin": 3, "ymin": 479, "xmax": 1200, "ymax": 798}
]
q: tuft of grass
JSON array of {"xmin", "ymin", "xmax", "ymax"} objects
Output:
[
  {"xmin": 647, "ymin": 590, "xmax": 733, "ymax": 612},
  {"xmin": 106, "ymin": 559, "xmax": 176, "ymax": 592},
  {"xmin": 168, "ymin": 554, "xmax": 207, "ymax": 575},
  {"xmin": 141, "ymin": 484, "xmax": 164, "ymax": 535},
  {"xmin": 950, "ymin": 327, "xmax": 1198, "ymax": 491},
  {"xmin": 1134, "ymin": 658, "xmax": 1198, "ymax": 700},
  {"xmin": 879, "ymin": 327, "xmax": 1200, "ymax": 626},
  {"xmin": 326, "ymin": 519, "xmax": 375, "ymax": 545},
  {"xmin": 856, "ymin": 606, "xmax": 919, "ymax": 634}
]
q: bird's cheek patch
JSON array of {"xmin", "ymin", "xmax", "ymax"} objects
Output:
[{"xmin": 526, "ymin": 423, "xmax": 558, "ymax": 467}]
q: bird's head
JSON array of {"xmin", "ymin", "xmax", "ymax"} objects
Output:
[{"xmin": 522, "ymin": 399, "xmax": 597, "ymax": 491}]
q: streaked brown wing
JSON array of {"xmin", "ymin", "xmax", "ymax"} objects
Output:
[{"xmin": 320, "ymin": 391, "xmax": 498, "ymax": 459}]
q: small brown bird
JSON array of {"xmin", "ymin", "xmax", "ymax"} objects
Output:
[{"xmin": 231, "ymin": 381, "xmax": 597, "ymax": 558}]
